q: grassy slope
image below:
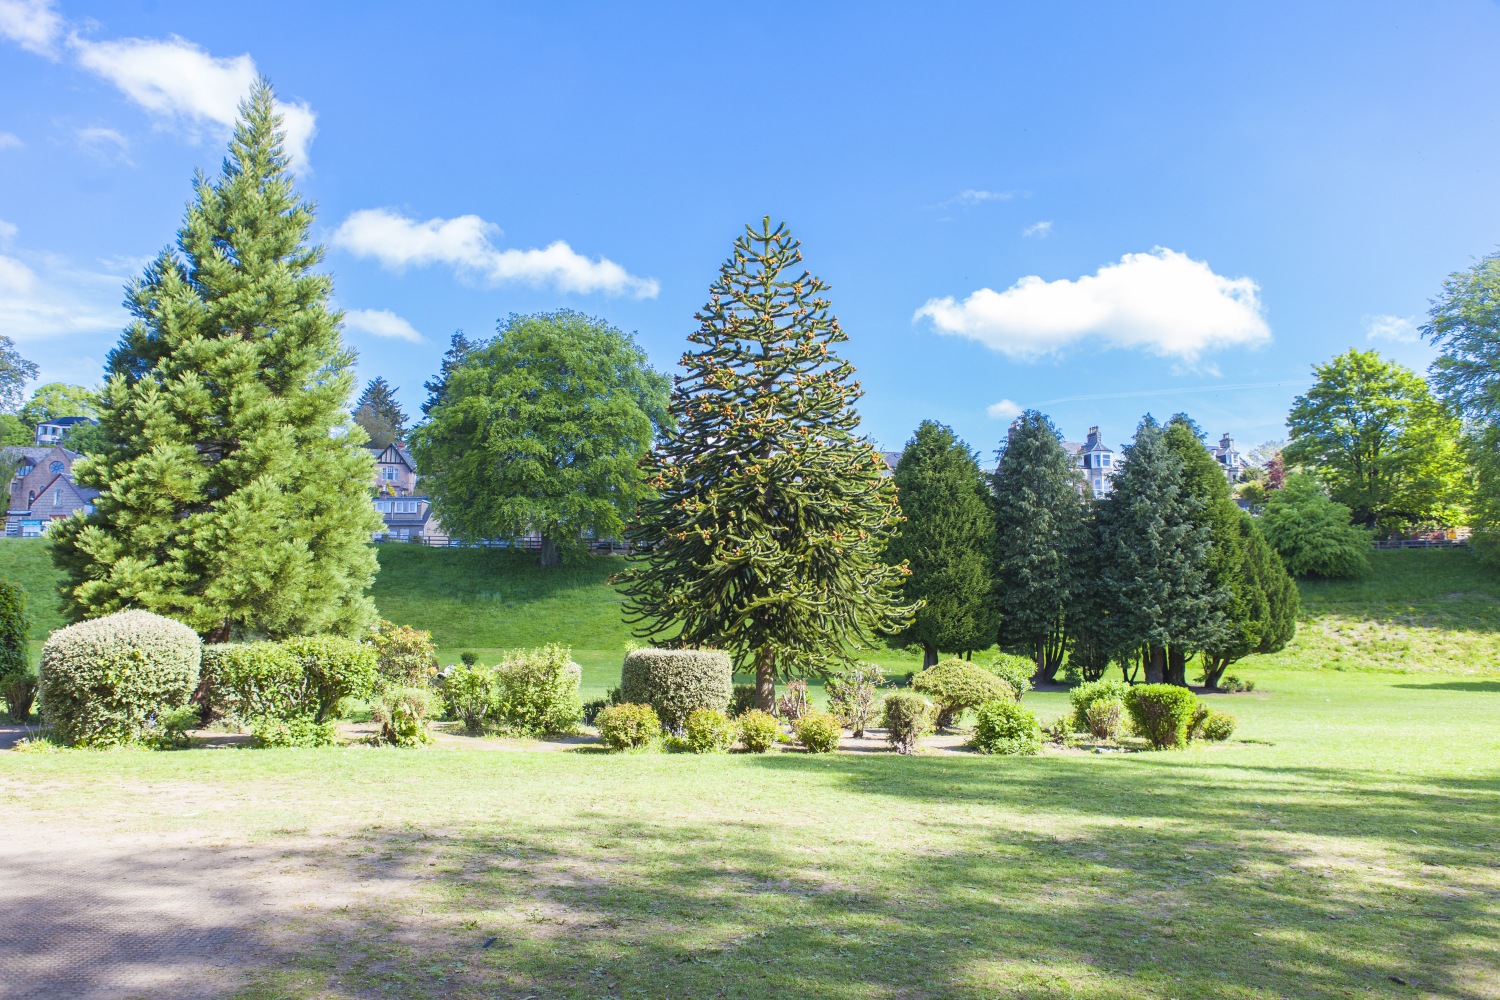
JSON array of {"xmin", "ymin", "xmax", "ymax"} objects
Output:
[{"xmin": 3, "ymin": 667, "xmax": 1496, "ymax": 999}]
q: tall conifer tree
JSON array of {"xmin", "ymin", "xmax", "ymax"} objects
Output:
[
  {"xmin": 1162, "ymin": 417, "xmax": 1238, "ymax": 685},
  {"xmin": 354, "ymin": 377, "xmax": 408, "ymax": 448},
  {"xmin": 992, "ymin": 410, "xmax": 1089, "ymax": 684},
  {"xmin": 422, "ymin": 331, "xmax": 474, "ymax": 416},
  {"xmin": 619, "ymin": 218, "xmax": 913, "ymax": 710},
  {"xmin": 883, "ymin": 421, "xmax": 997, "ymax": 668},
  {"xmin": 51, "ymin": 81, "xmax": 383, "ymax": 640}
]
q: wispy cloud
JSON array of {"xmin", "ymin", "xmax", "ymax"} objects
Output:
[
  {"xmin": 0, "ymin": 240, "xmax": 127, "ymax": 341},
  {"xmin": 0, "ymin": 131, "xmax": 22, "ymax": 150},
  {"xmin": 344, "ymin": 308, "xmax": 424, "ymax": 344},
  {"xmin": 0, "ymin": 0, "xmax": 62, "ymax": 57},
  {"xmin": 1365, "ymin": 313, "xmax": 1422, "ymax": 344},
  {"xmin": 331, "ymin": 207, "xmax": 660, "ymax": 299},
  {"xmin": 76, "ymin": 125, "xmax": 131, "ymax": 162},
  {"xmin": 943, "ymin": 188, "xmax": 1019, "ymax": 208},
  {"xmin": 986, "ymin": 398, "xmax": 1022, "ymax": 420},
  {"xmin": 1022, "ymin": 220, "xmax": 1053, "ymax": 238},
  {"xmin": 915, "ymin": 247, "xmax": 1271, "ymax": 364}
]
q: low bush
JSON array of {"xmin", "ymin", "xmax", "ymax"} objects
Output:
[
  {"xmin": 494, "ymin": 644, "xmax": 582, "ymax": 735},
  {"xmin": 596, "ymin": 702, "xmax": 660, "ymax": 751},
  {"xmin": 1189, "ymin": 702, "xmax": 1212, "ymax": 741},
  {"xmin": 737, "ymin": 709, "xmax": 779, "ymax": 753},
  {"xmin": 1069, "ymin": 678, "xmax": 1129, "ymax": 732},
  {"xmin": 684, "ymin": 708, "xmax": 736, "ymax": 753},
  {"xmin": 972, "ymin": 699, "xmax": 1042, "ymax": 755},
  {"xmin": 1123, "ymin": 684, "xmax": 1201, "ymax": 749},
  {"xmin": 281, "ymin": 635, "xmax": 378, "ymax": 722},
  {"xmin": 794, "ymin": 711, "xmax": 842, "ymax": 753},
  {"xmin": 825, "ymin": 662, "xmax": 884, "ymax": 737},
  {"xmin": 619, "ymin": 648, "xmax": 732, "ymax": 729},
  {"xmin": 776, "ymin": 679, "xmax": 810, "ymax": 721},
  {"xmin": 441, "ymin": 662, "xmax": 496, "ymax": 734},
  {"xmin": 372, "ymin": 685, "xmax": 433, "ymax": 747},
  {"xmin": 1083, "ymin": 697, "xmax": 1124, "ymax": 740},
  {"xmin": 729, "ymin": 683, "xmax": 758, "ymax": 717},
  {"xmin": 251, "ymin": 716, "xmax": 339, "ymax": 748},
  {"xmin": 881, "ymin": 692, "xmax": 932, "ymax": 754},
  {"xmin": 206, "ymin": 641, "xmax": 306, "ymax": 721},
  {"xmin": 912, "ymin": 659, "xmax": 1014, "ymax": 728},
  {"xmin": 1220, "ymin": 675, "xmax": 1255, "ymax": 693},
  {"xmin": 1201, "ymin": 711, "xmax": 1237, "ymax": 742},
  {"xmin": 460, "ymin": 651, "xmax": 478, "ymax": 666},
  {"xmin": 39, "ymin": 610, "xmax": 202, "ymax": 747},
  {"xmin": 2, "ymin": 670, "xmax": 37, "ymax": 723},
  {"xmin": 147, "ymin": 704, "xmax": 201, "ymax": 749},
  {"xmin": 986, "ymin": 654, "xmax": 1035, "ymax": 699},
  {"xmin": 372, "ymin": 620, "xmax": 438, "ymax": 686}
]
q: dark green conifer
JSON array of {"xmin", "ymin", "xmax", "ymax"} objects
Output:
[
  {"xmin": 51, "ymin": 80, "xmax": 383, "ymax": 640},
  {"xmin": 354, "ymin": 377, "xmax": 408, "ymax": 449},
  {"xmin": 422, "ymin": 331, "xmax": 474, "ymax": 416},
  {"xmin": 883, "ymin": 421, "xmax": 997, "ymax": 668},
  {"xmin": 1162, "ymin": 417, "xmax": 1239, "ymax": 685},
  {"xmin": 619, "ymin": 218, "xmax": 913, "ymax": 710}
]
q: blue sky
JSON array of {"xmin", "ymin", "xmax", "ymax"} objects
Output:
[{"xmin": 2, "ymin": 1, "xmax": 1498, "ymax": 458}]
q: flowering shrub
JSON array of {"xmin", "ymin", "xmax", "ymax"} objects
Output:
[{"xmin": 372, "ymin": 685, "xmax": 433, "ymax": 746}]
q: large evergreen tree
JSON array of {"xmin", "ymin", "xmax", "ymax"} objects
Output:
[
  {"xmin": 1198, "ymin": 514, "xmax": 1298, "ymax": 687},
  {"xmin": 883, "ymin": 421, "xmax": 997, "ymax": 668},
  {"xmin": 410, "ymin": 310, "xmax": 669, "ymax": 567},
  {"xmin": 992, "ymin": 410, "xmax": 1088, "ymax": 684},
  {"xmin": 422, "ymin": 330, "xmax": 474, "ymax": 416},
  {"xmin": 51, "ymin": 81, "xmax": 383, "ymax": 640},
  {"xmin": 619, "ymin": 218, "xmax": 913, "ymax": 710},
  {"xmin": 1162, "ymin": 417, "xmax": 1238, "ymax": 685},
  {"xmin": 1094, "ymin": 417, "xmax": 1217, "ymax": 685},
  {"xmin": 353, "ymin": 376, "xmax": 408, "ymax": 449}
]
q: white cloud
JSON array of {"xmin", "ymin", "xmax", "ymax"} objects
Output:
[
  {"xmin": 945, "ymin": 188, "xmax": 1017, "ymax": 207},
  {"xmin": 344, "ymin": 308, "xmax": 424, "ymax": 344},
  {"xmin": 0, "ymin": 250, "xmax": 125, "ymax": 341},
  {"xmin": 0, "ymin": 0, "xmax": 61, "ymax": 57},
  {"xmin": 0, "ymin": 132, "xmax": 22, "ymax": 150},
  {"xmin": 1365, "ymin": 313, "xmax": 1422, "ymax": 344},
  {"xmin": 914, "ymin": 247, "xmax": 1270, "ymax": 363},
  {"xmin": 70, "ymin": 33, "xmax": 318, "ymax": 171},
  {"xmin": 0, "ymin": 219, "xmax": 16, "ymax": 243},
  {"xmin": 331, "ymin": 208, "xmax": 661, "ymax": 299},
  {"xmin": 1022, "ymin": 220, "xmax": 1053, "ymax": 238},
  {"xmin": 76, "ymin": 125, "xmax": 131, "ymax": 161},
  {"xmin": 987, "ymin": 398, "xmax": 1023, "ymax": 420}
]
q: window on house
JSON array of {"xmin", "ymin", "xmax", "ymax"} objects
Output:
[
  {"xmin": 1101, "ymin": 454, "xmax": 1110, "ymax": 467},
  {"xmin": 53, "ymin": 489, "xmax": 61, "ymax": 506},
  {"xmin": 382, "ymin": 467, "xmax": 397, "ymax": 481},
  {"xmin": 50, "ymin": 461, "xmax": 64, "ymax": 474},
  {"xmin": 17, "ymin": 465, "xmax": 31, "ymax": 477},
  {"xmin": 27, "ymin": 491, "xmax": 35, "ymax": 506}
]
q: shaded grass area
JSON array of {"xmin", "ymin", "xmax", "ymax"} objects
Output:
[{"xmin": 1, "ymin": 669, "xmax": 1496, "ymax": 998}]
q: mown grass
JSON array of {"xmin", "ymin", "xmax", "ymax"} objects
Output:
[{"xmin": 2, "ymin": 668, "xmax": 1496, "ymax": 998}]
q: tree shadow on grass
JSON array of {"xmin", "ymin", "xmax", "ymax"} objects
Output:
[{"xmin": 1393, "ymin": 680, "xmax": 1500, "ymax": 693}]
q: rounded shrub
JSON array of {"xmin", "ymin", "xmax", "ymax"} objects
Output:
[
  {"xmin": 1123, "ymin": 684, "xmax": 1201, "ymax": 749},
  {"xmin": 619, "ymin": 648, "xmax": 732, "ymax": 729},
  {"xmin": 737, "ymin": 709, "xmax": 780, "ymax": 753},
  {"xmin": 794, "ymin": 710, "xmax": 842, "ymax": 753},
  {"xmin": 441, "ymin": 662, "xmax": 496, "ymax": 734},
  {"xmin": 972, "ymin": 699, "xmax": 1042, "ymax": 755},
  {"xmin": 281, "ymin": 635, "xmax": 378, "ymax": 721},
  {"xmin": 1069, "ymin": 678, "xmax": 1129, "ymax": 732},
  {"xmin": 596, "ymin": 702, "xmax": 660, "ymax": 751},
  {"xmin": 371, "ymin": 620, "xmax": 438, "ymax": 686},
  {"xmin": 251, "ymin": 716, "xmax": 339, "ymax": 748},
  {"xmin": 38, "ymin": 610, "xmax": 202, "ymax": 747},
  {"xmin": 1083, "ymin": 697, "xmax": 1124, "ymax": 740},
  {"xmin": 684, "ymin": 708, "xmax": 736, "ymax": 753},
  {"xmin": 881, "ymin": 691, "xmax": 933, "ymax": 755},
  {"xmin": 372, "ymin": 685, "xmax": 434, "ymax": 747},
  {"xmin": 494, "ymin": 644, "xmax": 582, "ymax": 735},
  {"xmin": 986, "ymin": 653, "xmax": 1035, "ymax": 699},
  {"xmin": 205, "ymin": 641, "xmax": 306, "ymax": 721},
  {"xmin": 912, "ymin": 659, "xmax": 1015, "ymax": 728},
  {"xmin": 1200, "ymin": 711, "xmax": 1237, "ymax": 742},
  {"xmin": 729, "ymin": 683, "xmax": 758, "ymax": 717}
]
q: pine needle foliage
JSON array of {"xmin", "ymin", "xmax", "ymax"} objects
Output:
[
  {"xmin": 619, "ymin": 218, "xmax": 914, "ymax": 710},
  {"xmin": 354, "ymin": 377, "xmax": 408, "ymax": 449},
  {"xmin": 50, "ymin": 80, "xmax": 383, "ymax": 640},
  {"xmin": 884, "ymin": 421, "xmax": 997, "ymax": 667}
]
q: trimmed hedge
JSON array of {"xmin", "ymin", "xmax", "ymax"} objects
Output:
[
  {"xmin": 986, "ymin": 653, "xmax": 1035, "ymax": 699},
  {"xmin": 204, "ymin": 641, "xmax": 306, "ymax": 721},
  {"xmin": 619, "ymin": 648, "xmax": 732, "ymax": 730},
  {"xmin": 39, "ymin": 610, "xmax": 202, "ymax": 746},
  {"xmin": 281, "ymin": 635, "xmax": 378, "ymax": 722},
  {"xmin": 1069, "ymin": 678, "xmax": 1129, "ymax": 732},
  {"xmin": 912, "ymin": 659, "xmax": 1015, "ymax": 728},
  {"xmin": 1201, "ymin": 710, "xmax": 1237, "ymax": 742},
  {"xmin": 881, "ymin": 691, "xmax": 933, "ymax": 754},
  {"xmin": 972, "ymin": 699, "xmax": 1042, "ymax": 755},
  {"xmin": 1123, "ymin": 684, "xmax": 1200, "ymax": 749}
]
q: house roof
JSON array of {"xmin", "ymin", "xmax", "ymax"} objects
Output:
[
  {"xmin": 24, "ymin": 473, "xmax": 97, "ymax": 505},
  {"xmin": 37, "ymin": 416, "xmax": 95, "ymax": 429}
]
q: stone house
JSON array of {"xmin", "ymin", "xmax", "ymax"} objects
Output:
[
  {"xmin": 1208, "ymin": 433, "xmax": 1253, "ymax": 483},
  {"xmin": 371, "ymin": 443, "xmax": 419, "ymax": 496},
  {"xmin": 5, "ymin": 446, "xmax": 97, "ymax": 536}
]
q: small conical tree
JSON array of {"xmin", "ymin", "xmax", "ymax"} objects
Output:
[
  {"xmin": 992, "ymin": 410, "xmax": 1090, "ymax": 684},
  {"xmin": 354, "ymin": 377, "xmax": 408, "ymax": 448},
  {"xmin": 1094, "ymin": 417, "xmax": 1216, "ymax": 684},
  {"xmin": 422, "ymin": 331, "xmax": 474, "ymax": 416},
  {"xmin": 619, "ymin": 218, "xmax": 914, "ymax": 710},
  {"xmin": 883, "ymin": 421, "xmax": 997, "ymax": 668},
  {"xmin": 51, "ymin": 80, "xmax": 383, "ymax": 640}
]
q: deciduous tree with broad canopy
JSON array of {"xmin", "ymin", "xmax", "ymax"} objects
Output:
[
  {"xmin": 883, "ymin": 421, "xmax": 997, "ymax": 668},
  {"xmin": 410, "ymin": 310, "xmax": 669, "ymax": 567},
  {"xmin": 619, "ymin": 218, "xmax": 914, "ymax": 711},
  {"xmin": 50, "ymin": 81, "xmax": 383, "ymax": 640}
]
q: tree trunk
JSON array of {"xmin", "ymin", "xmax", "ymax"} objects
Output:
[
  {"xmin": 538, "ymin": 534, "xmax": 561, "ymax": 568},
  {"xmin": 1201, "ymin": 655, "xmax": 1229, "ymax": 689},
  {"xmin": 1166, "ymin": 646, "xmax": 1188, "ymax": 687},
  {"xmin": 206, "ymin": 619, "xmax": 232, "ymax": 644},
  {"xmin": 1032, "ymin": 637, "xmax": 1058, "ymax": 686},
  {"xmin": 1144, "ymin": 645, "xmax": 1166, "ymax": 684},
  {"xmin": 922, "ymin": 643, "xmax": 938, "ymax": 669},
  {"xmin": 755, "ymin": 649, "xmax": 776, "ymax": 712}
]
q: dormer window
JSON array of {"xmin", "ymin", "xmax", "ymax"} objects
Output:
[
  {"xmin": 17, "ymin": 465, "xmax": 32, "ymax": 478},
  {"xmin": 1101, "ymin": 454, "xmax": 1110, "ymax": 467}
]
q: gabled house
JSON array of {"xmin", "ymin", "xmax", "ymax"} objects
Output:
[
  {"xmin": 370, "ymin": 443, "xmax": 419, "ymax": 496},
  {"xmin": 372, "ymin": 495, "xmax": 448, "ymax": 544},
  {"xmin": 5, "ymin": 446, "xmax": 97, "ymax": 536},
  {"xmin": 1208, "ymin": 433, "xmax": 1253, "ymax": 484},
  {"xmin": 1077, "ymin": 426, "xmax": 1117, "ymax": 497}
]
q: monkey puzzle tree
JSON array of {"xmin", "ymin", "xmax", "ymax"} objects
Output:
[
  {"xmin": 619, "ymin": 218, "xmax": 913, "ymax": 710},
  {"xmin": 50, "ymin": 81, "xmax": 382, "ymax": 640}
]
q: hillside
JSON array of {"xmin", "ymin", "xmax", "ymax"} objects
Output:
[{"xmin": 2, "ymin": 541, "xmax": 1496, "ymax": 691}]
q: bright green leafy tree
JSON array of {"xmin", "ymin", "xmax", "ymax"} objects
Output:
[
  {"xmin": 619, "ymin": 218, "xmax": 914, "ymax": 710},
  {"xmin": 0, "ymin": 336, "xmax": 39, "ymax": 415},
  {"xmin": 19, "ymin": 383, "xmax": 99, "ymax": 428},
  {"xmin": 883, "ymin": 421, "xmax": 997, "ymax": 668},
  {"xmin": 992, "ymin": 410, "xmax": 1089, "ymax": 683},
  {"xmin": 50, "ymin": 80, "xmax": 383, "ymax": 641},
  {"xmin": 411, "ymin": 310, "xmax": 669, "ymax": 567},
  {"xmin": 1285, "ymin": 349, "xmax": 1465, "ymax": 530},
  {"xmin": 1260, "ymin": 473, "xmax": 1370, "ymax": 579}
]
